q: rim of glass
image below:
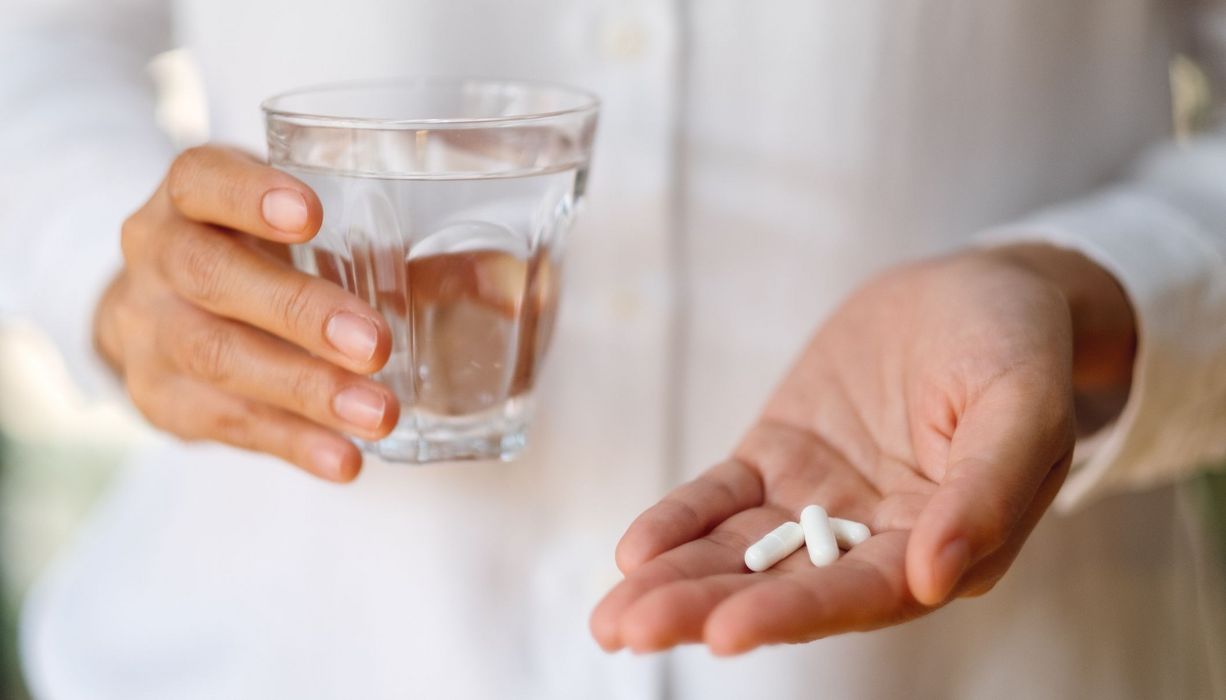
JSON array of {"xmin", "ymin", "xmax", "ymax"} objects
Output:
[{"xmin": 261, "ymin": 77, "xmax": 600, "ymax": 129}]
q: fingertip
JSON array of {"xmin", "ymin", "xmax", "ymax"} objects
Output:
[
  {"xmin": 589, "ymin": 597, "xmax": 626, "ymax": 653},
  {"xmin": 702, "ymin": 614, "xmax": 753, "ymax": 657},
  {"xmin": 907, "ymin": 534, "xmax": 969, "ymax": 606},
  {"xmin": 300, "ymin": 186, "xmax": 324, "ymax": 237},
  {"xmin": 614, "ymin": 502, "xmax": 707, "ymax": 575},
  {"xmin": 260, "ymin": 189, "xmax": 309, "ymax": 240},
  {"xmin": 618, "ymin": 589, "xmax": 692, "ymax": 654},
  {"xmin": 303, "ymin": 437, "xmax": 362, "ymax": 483},
  {"xmin": 596, "ymin": 637, "xmax": 624, "ymax": 654},
  {"xmin": 590, "ymin": 568, "xmax": 673, "ymax": 653},
  {"xmin": 167, "ymin": 145, "xmax": 324, "ymax": 241},
  {"xmin": 324, "ymin": 311, "xmax": 392, "ymax": 375},
  {"xmin": 367, "ymin": 315, "xmax": 394, "ymax": 373},
  {"xmin": 934, "ymin": 538, "xmax": 972, "ymax": 598},
  {"xmin": 263, "ymin": 171, "xmax": 324, "ymax": 242},
  {"xmin": 904, "ymin": 527, "xmax": 933, "ymax": 603},
  {"xmin": 614, "ymin": 534, "xmax": 653, "ymax": 575},
  {"xmin": 620, "ymin": 615, "xmax": 668, "ymax": 655},
  {"xmin": 369, "ymin": 387, "xmax": 401, "ymax": 439},
  {"xmin": 334, "ymin": 444, "xmax": 363, "ymax": 483},
  {"xmin": 615, "ymin": 509, "xmax": 677, "ymax": 574},
  {"xmin": 708, "ymin": 640, "xmax": 751, "ymax": 658}
]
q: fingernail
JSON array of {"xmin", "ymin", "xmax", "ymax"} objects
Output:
[
  {"xmin": 325, "ymin": 312, "xmax": 378, "ymax": 363},
  {"xmin": 309, "ymin": 440, "xmax": 351, "ymax": 480},
  {"xmin": 332, "ymin": 386, "xmax": 386, "ymax": 431},
  {"xmin": 261, "ymin": 188, "xmax": 309, "ymax": 235},
  {"xmin": 936, "ymin": 538, "xmax": 971, "ymax": 597}
]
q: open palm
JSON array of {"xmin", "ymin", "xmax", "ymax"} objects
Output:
[{"xmin": 591, "ymin": 252, "xmax": 1077, "ymax": 655}]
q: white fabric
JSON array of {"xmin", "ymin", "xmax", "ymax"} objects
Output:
[
  {"xmin": 0, "ymin": 1, "xmax": 173, "ymax": 396},
  {"xmin": 984, "ymin": 171, "xmax": 1226, "ymax": 508},
  {"xmin": 2, "ymin": 0, "xmax": 1226, "ymax": 698}
]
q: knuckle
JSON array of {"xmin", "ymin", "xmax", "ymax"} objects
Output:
[
  {"xmin": 175, "ymin": 237, "xmax": 230, "ymax": 305},
  {"xmin": 126, "ymin": 375, "xmax": 177, "ymax": 433},
  {"xmin": 210, "ymin": 406, "xmax": 255, "ymax": 449},
  {"xmin": 171, "ymin": 410, "xmax": 210, "ymax": 443},
  {"xmin": 109, "ymin": 296, "xmax": 138, "ymax": 339},
  {"xmin": 125, "ymin": 376, "xmax": 157, "ymax": 419},
  {"xmin": 286, "ymin": 365, "xmax": 326, "ymax": 410},
  {"xmin": 167, "ymin": 146, "xmax": 209, "ymax": 208},
  {"xmin": 150, "ymin": 309, "xmax": 178, "ymax": 360},
  {"xmin": 272, "ymin": 277, "xmax": 319, "ymax": 335},
  {"xmin": 182, "ymin": 325, "xmax": 234, "ymax": 384},
  {"xmin": 119, "ymin": 213, "xmax": 146, "ymax": 264},
  {"xmin": 215, "ymin": 172, "xmax": 247, "ymax": 214},
  {"xmin": 106, "ymin": 275, "xmax": 143, "ymax": 328},
  {"xmin": 124, "ymin": 373, "xmax": 218, "ymax": 445},
  {"xmin": 659, "ymin": 495, "xmax": 703, "ymax": 534},
  {"xmin": 149, "ymin": 300, "xmax": 195, "ymax": 362}
]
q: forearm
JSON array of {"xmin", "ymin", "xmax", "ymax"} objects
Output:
[{"xmin": 986, "ymin": 243, "xmax": 1138, "ymax": 435}]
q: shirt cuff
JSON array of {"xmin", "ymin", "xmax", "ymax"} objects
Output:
[{"xmin": 978, "ymin": 187, "xmax": 1226, "ymax": 511}]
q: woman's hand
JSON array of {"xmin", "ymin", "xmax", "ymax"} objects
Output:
[
  {"xmin": 94, "ymin": 145, "xmax": 398, "ymax": 481},
  {"xmin": 591, "ymin": 246, "xmax": 1135, "ymax": 655}
]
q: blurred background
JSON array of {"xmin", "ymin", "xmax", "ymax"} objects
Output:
[
  {"xmin": 1, "ymin": 47, "xmax": 1225, "ymax": 700},
  {"xmin": 0, "ymin": 49, "xmax": 207, "ymax": 699}
]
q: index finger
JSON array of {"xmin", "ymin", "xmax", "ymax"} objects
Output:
[
  {"xmin": 593, "ymin": 505, "xmax": 788, "ymax": 652},
  {"xmin": 614, "ymin": 460, "xmax": 764, "ymax": 575},
  {"xmin": 165, "ymin": 145, "xmax": 323, "ymax": 242}
]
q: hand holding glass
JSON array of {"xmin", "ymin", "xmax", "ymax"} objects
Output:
[{"xmin": 263, "ymin": 79, "xmax": 598, "ymax": 463}]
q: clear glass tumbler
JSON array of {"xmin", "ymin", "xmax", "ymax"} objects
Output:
[{"xmin": 262, "ymin": 79, "xmax": 599, "ymax": 463}]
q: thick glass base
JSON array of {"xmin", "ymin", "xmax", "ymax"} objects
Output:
[{"xmin": 359, "ymin": 396, "xmax": 531, "ymax": 463}]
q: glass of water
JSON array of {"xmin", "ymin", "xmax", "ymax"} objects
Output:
[{"xmin": 262, "ymin": 79, "xmax": 599, "ymax": 463}]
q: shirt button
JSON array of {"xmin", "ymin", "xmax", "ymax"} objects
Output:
[
  {"xmin": 601, "ymin": 16, "xmax": 650, "ymax": 61},
  {"xmin": 611, "ymin": 289, "xmax": 643, "ymax": 321}
]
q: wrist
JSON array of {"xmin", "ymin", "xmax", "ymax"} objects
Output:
[{"xmin": 983, "ymin": 243, "xmax": 1138, "ymax": 433}]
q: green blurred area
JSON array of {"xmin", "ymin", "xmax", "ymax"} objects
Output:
[
  {"xmin": 0, "ymin": 437, "xmax": 132, "ymax": 700},
  {"xmin": 0, "ymin": 326, "xmax": 139, "ymax": 699},
  {"xmin": 1, "ymin": 435, "xmax": 30, "ymax": 700},
  {"xmin": 1195, "ymin": 467, "xmax": 1226, "ymax": 567}
]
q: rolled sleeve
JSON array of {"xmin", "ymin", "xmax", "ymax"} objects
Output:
[{"xmin": 980, "ymin": 162, "xmax": 1226, "ymax": 510}]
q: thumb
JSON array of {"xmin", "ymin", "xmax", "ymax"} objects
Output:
[{"xmin": 906, "ymin": 372, "xmax": 1073, "ymax": 606}]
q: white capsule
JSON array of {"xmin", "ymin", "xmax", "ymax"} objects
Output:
[
  {"xmin": 744, "ymin": 521, "xmax": 805, "ymax": 572},
  {"xmin": 800, "ymin": 505, "xmax": 840, "ymax": 567},
  {"xmin": 830, "ymin": 517, "xmax": 872, "ymax": 549}
]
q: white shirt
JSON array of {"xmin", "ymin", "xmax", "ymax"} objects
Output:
[{"xmin": 3, "ymin": 1, "xmax": 1226, "ymax": 698}]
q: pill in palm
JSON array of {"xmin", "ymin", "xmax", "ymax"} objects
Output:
[
  {"xmin": 744, "ymin": 521, "xmax": 805, "ymax": 572},
  {"xmin": 800, "ymin": 505, "xmax": 839, "ymax": 567},
  {"xmin": 829, "ymin": 517, "xmax": 872, "ymax": 549}
]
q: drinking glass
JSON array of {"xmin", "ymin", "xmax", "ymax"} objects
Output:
[{"xmin": 262, "ymin": 78, "xmax": 599, "ymax": 463}]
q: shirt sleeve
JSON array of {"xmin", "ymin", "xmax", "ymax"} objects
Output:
[
  {"xmin": 979, "ymin": 2, "xmax": 1226, "ymax": 510},
  {"xmin": 0, "ymin": 0, "xmax": 175, "ymax": 397}
]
